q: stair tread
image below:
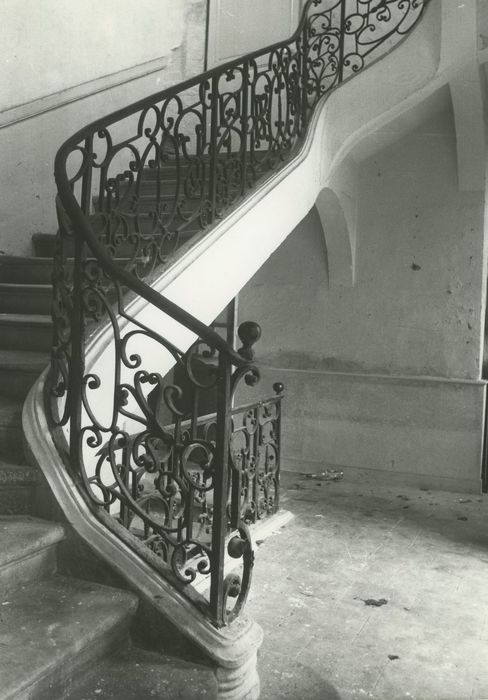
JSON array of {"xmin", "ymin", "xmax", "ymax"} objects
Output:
[
  {"xmin": 0, "ymin": 349, "xmax": 49, "ymax": 371},
  {"xmin": 0, "ymin": 313, "xmax": 52, "ymax": 324},
  {"xmin": 0, "ymin": 574, "xmax": 139, "ymax": 700},
  {"xmin": 0, "ymin": 516, "xmax": 64, "ymax": 570},
  {"xmin": 0, "ymin": 255, "xmax": 53, "ymax": 264},
  {"xmin": 0, "ymin": 460, "xmax": 40, "ymax": 483},
  {"xmin": 0, "ymin": 258, "xmax": 54, "ymax": 284},
  {"xmin": 0, "ymin": 395, "xmax": 23, "ymax": 418},
  {"xmin": 0, "ymin": 282, "xmax": 52, "ymax": 291},
  {"xmin": 66, "ymin": 647, "xmax": 217, "ymax": 700},
  {"xmin": 0, "ymin": 255, "xmax": 128, "ymax": 264}
]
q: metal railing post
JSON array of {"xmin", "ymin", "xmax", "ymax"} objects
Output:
[{"xmin": 209, "ymin": 352, "xmax": 233, "ymax": 627}]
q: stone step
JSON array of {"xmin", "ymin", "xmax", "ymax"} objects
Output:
[
  {"xmin": 0, "ymin": 283, "xmax": 52, "ymax": 315},
  {"xmin": 110, "ymin": 177, "xmax": 184, "ymax": 196},
  {"xmin": 0, "ymin": 256, "xmax": 54, "ymax": 285},
  {"xmin": 89, "ymin": 205, "xmax": 204, "ymax": 231},
  {"xmin": 0, "ymin": 350, "xmax": 48, "ymax": 400},
  {"xmin": 0, "ymin": 462, "xmax": 41, "ymax": 515},
  {"xmin": 96, "ymin": 189, "xmax": 204, "ymax": 206},
  {"xmin": 29, "ymin": 235, "xmax": 156, "ymax": 270},
  {"xmin": 0, "ymin": 314, "xmax": 52, "ymax": 352},
  {"xmin": 119, "ymin": 199, "xmax": 203, "ymax": 220},
  {"xmin": 0, "ymin": 575, "xmax": 139, "ymax": 700},
  {"xmin": 138, "ymin": 156, "xmax": 242, "ymax": 181},
  {"xmin": 64, "ymin": 646, "xmax": 217, "ymax": 700},
  {"xmin": 32, "ymin": 221, "xmax": 203, "ymax": 264},
  {"xmin": 0, "ymin": 516, "xmax": 63, "ymax": 595},
  {"xmin": 32, "ymin": 232, "xmax": 166, "ymax": 267},
  {"xmin": 0, "ymin": 396, "xmax": 24, "ymax": 463},
  {"xmin": 137, "ymin": 162, "xmax": 193, "ymax": 180}
]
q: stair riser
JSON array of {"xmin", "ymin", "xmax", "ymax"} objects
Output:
[
  {"xmin": 0, "ymin": 324, "xmax": 52, "ymax": 352},
  {"xmin": 92, "ymin": 181, "xmax": 182, "ymax": 204},
  {"xmin": 0, "ymin": 369, "xmax": 43, "ymax": 400},
  {"xmin": 0, "ymin": 262, "xmax": 54, "ymax": 285},
  {"xmin": 0, "ymin": 292, "xmax": 52, "ymax": 315},
  {"xmin": 17, "ymin": 616, "xmax": 134, "ymax": 700},
  {"xmin": 33, "ymin": 224, "xmax": 201, "ymax": 259},
  {"xmin": 0, "ymin": 544, "xmax": 57, "ymax": 597},
  {"xmin": 106, "ymin": 221, "xmax": 202, "ymax": 239},
  {"xmin": 0, "ymin": 424, "xmax": 24, "ymax": 463},
  {"xmin": 119, "ymin": 203, "xmax": 202, "ymax": 219},
  {"xmin": 0, "ymin": 486, "xmax": 35, "ymax": 516}
]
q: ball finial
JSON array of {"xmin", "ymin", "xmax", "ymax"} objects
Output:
[{"xmin": 237, "ymin": 321, "xmax": 261, "ymax": 361}]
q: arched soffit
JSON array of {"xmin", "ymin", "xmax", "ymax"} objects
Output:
[
  {"xmin": 449, "ymin": 73, "xmax": 486, "ymax": 192},
  {"xmin": 314, "ymin": 186, "xmax": 354, "ymax": 289},
  {"xmin": 437, "ymin": 0, "xmax": 485, "ymax": 191},
  {"xmin": 348, "ymin": 79, "xmax": 484, "ymax": 194}
]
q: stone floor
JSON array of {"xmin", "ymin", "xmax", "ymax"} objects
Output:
[{"xmin": 247, "ymin": 471, "xmax": 488, "ymax": 700}]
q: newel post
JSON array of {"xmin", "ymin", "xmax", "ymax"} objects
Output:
[
  {"xmin": 209, "ymin": 321, "xmax": 261, "ymax": 627},
  {"xmin": 237, "ymin": 321, "xmax": 261, "ymax": 361}
]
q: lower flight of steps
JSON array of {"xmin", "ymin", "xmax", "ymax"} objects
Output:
[
  {"xmin": 0, "ymin": 517, "xmax": 217, "ymax": 700},
  {"xmin": 0, "ymin": 239, "xmax": 217, "ymax": 700}
]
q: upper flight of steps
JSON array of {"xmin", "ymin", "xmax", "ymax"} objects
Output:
[{"xmin": 90, "ymin": 160, "xmax": 216, "ymax": 259}]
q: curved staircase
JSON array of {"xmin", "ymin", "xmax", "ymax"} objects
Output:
[{"xmin": 0, "ymin": 1, "xmax": 435, "ymax": 698}]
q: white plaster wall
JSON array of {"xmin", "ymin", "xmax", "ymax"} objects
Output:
[
  {"xmin": 1, "ymin": 1, "xmax": 186, "ymax": 111},
  {"xmin": 206, "ymin": 0, "xmax": 302, "ymax": 67},
  {"xmin": 237, "ymin": 99, "xmax": 486, "ymax": 490},
  {"xmin": 0, "ymin": 0, "xmax": 207, "ymax": 255},
  {"xmin": 320, "ymin": 1, "xmax": 441, "ymax": 180},
  {"xmin": 240, "ymin": 105, "xmax": 484, "ymax": 380},
  {"xmin": 250, "ymin": 366, "xmax": 485, "ymax": 493}
]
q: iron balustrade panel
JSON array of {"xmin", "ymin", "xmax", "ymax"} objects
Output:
[
  {"xmin": 49, "ymin": 232, "xmax": 266, "ymax": 626},
  {"xmin": 48, "ymin": 0, "xmax": 430, "ymax": 627},
  {"xmin": 53, "ymin": 0, "xmax": 430, "ymax": 280},
  {"xmin": 228, "ymin": 395, "xmax": 282, "ymax": 528}
]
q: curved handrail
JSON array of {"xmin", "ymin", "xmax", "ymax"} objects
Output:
[
  {"xmin": 48, "ymin": 0, "xmax": 431, "ymax": 628},
  {"xmin": 53, "ymin": 0, "xmax": 430, "ymax": 366}
]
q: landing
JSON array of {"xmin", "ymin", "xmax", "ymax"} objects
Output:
[{"xmin": 248, "ymin": 472, "xmax": 488, "ymax": 700}]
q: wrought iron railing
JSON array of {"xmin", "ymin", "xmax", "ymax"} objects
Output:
[{"xmin": 48, "ymin": 0, "xmax": 429, "ymax": 627}]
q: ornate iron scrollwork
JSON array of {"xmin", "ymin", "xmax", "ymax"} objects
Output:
[{"xmin": 49, "ymin": 0, "xmax": 429, "ymax": 627}]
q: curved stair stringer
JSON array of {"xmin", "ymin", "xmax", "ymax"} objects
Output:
[
  {"xmin": 22, "ymin": 4, "xmax": 444, "ymax": 699},
  {"xmin": 141, "ymin": 0, "xmax": 443, "ymax": 316},
  {"xmin": 87, "ymin": 0, "xmax": 444, "ymax": 361},
  {"xmin": 315, "ymin": 0, "xmax": 443, "ymax": 287},
  {"xmin": 318, "ymin": 0, "xmax": 482, "ymax": 274}
]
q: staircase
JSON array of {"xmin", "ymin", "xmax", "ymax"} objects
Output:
[{"xmin": 1, "ymin": 1, "xmax": 433, "ymax": 698}]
